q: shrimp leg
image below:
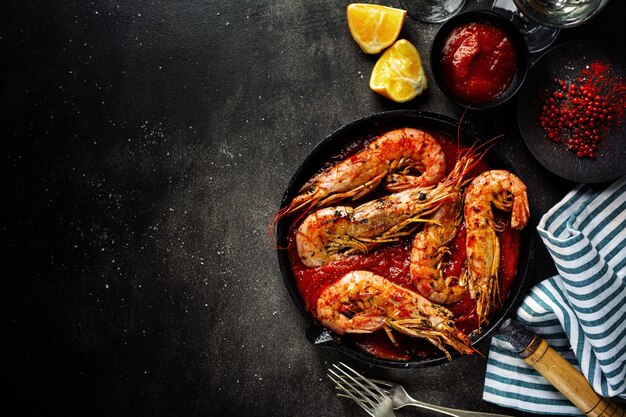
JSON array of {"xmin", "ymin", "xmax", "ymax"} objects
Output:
[{"xmin": 410, "ymin": 196, "xmax": 468, "ymax": 305}]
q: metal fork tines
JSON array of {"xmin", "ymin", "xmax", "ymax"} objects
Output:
[
  {"xmin": 328, "ymin": 362, "xmax": 513, "ymax": 417},
  {"xmin": 328, "ymin": 362, "xmax": 395, "ymax": 417}
]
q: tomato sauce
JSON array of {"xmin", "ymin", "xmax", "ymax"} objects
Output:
[
  {"xmin": 287, "ymin": 130, "xmax": 521, "ymax": 361},
  {"xmin": 440, "ymin": 22, "xmax": 517, "ymax": 103}
]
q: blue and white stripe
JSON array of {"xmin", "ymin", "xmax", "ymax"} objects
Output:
[{"xmin": 483, "ymin": 176, "xmax": 626, "ymax": 415}]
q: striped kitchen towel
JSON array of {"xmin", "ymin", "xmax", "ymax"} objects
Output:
[{"xmin": 483, "ymin": 175, "xmax": 626, "ymax": 416}]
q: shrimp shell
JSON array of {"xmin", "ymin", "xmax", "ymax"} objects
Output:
[
  {"xmin": 295, "ymin": 152, "xmax": 478, "ymax": 267},
  {"xmin": 410, "ymin": 196, "xmax": 468, "ymax": 305},
  {"xmin": 464, "ymin": 170, "xmax": 529, "ymax": 326},
  {"xmin": 295, "ymin": 206, "xmax": 373, "ymax": 267},
  {"xmin": 316, "ymin": 270, "xmax": 475, "ymax": 360},
  {"xmin": 277, "ymin": 128, "xmax": 446, "ymax": 218}
]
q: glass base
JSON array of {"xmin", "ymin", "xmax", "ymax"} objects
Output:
[
  {"xmin": 513, "ymin": 0, "xmax": 609, "ymax": 29},
  {"xmin": 491, "ymin": 0, "xmax": 559, "ymax": 53},
  {"xmin": 402, "ymin": 0, "xmax": 467, "ymax": 23}
]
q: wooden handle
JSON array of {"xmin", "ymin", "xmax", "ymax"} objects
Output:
[{"xmin": 524, "ymin": 339, "xmax": 625, "ymax": 417}]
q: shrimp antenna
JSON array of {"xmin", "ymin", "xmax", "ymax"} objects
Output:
[
  {"xmin": 467, "ymin": 133, "xmax": 503, "ymax": 156},
  {"xmin": 268, "ymin": 205, "xmax": 309, "ymax": 250},
  {"xmin": 472, "ymin": 345, "xmax": 486, "ymax": 358},
  {"xmin": 462, "ymin": 134, "xmax": 503, "ymax": 167},
  {"xmin": 456, "ymin": 107, "xmax": 470, "ymax": 156},
  {"xmin": 268, "ymin": 206, "xmax": 284, "ymax": 248},
  {"xmin": 454, "ymin": 107, "xmax": 503, "ymax": 168},
  {"xmin": 455, "ymin": 137, "xmax": 500, "ymax": 198}
]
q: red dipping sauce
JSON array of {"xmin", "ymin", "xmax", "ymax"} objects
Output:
[{"xmin": 440, "ymin": 22, "xmax": 517, "ymax": 103}]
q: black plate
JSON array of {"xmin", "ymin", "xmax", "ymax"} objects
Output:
[
  {"xmin": 276, "ymin": 110, "xmax": 531, "ymax": 368},
  {"xmin": 517, "ymin": 41, "xmax": 626, "ymax": 183}
]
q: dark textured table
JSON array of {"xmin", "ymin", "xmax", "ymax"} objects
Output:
[{"xmin": 4, "ymin": 1, "xmax": 625, "ymax": 416}]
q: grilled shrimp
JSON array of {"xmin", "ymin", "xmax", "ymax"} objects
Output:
[
  {"xmin": 295, "ymin": 206, "xmax": 369, "ymax": 267},
  {"xmin": 410, "ymin": 195, "xmax": 468, "ymax": 305},
  {"xmin": 371, "ymin": 128, "xmax": 447, "ymax": 192},
  {"xmin": 295, "ymin": 153, "xmax": 475, "ymax": 267},
  {"xmin": 277, "ymin": 128, "xmax": 446, "ymax": 218},
  {"xmin": 316, "ymin": 270, "xmax": 475, "ymax": 360},
  {"xmin": 464, "ymin": 170, "xmax": 529, "ymax": 326},
  {"xmin": 295, "ymin": 186, "xmax": 446, "ymax": 267}
]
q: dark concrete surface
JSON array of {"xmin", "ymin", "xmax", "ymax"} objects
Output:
[{"xmin": 3, "ymin": 1, "xmax": 625, "ymax": 416}]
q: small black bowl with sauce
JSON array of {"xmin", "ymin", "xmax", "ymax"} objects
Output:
[{"xmin": 431, "ymin": 10, "xmax": 529, "ymax": 110}]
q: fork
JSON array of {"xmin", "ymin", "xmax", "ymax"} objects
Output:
[
  {"xmin": 328, "ymin": 363, "xmax": 396, "ymax": 417},
  {"xmin": 328, "ymin": 362, "xmax": 512, "ymax": 417}
]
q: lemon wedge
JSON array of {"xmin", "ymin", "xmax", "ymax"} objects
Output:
[
  {"xmin": 369, "ymin": 39, "xmax": 428, "ymax": 103},
  {"xmin": 347, "ymin": 3, "xmax": 407, "ymax": 54}
]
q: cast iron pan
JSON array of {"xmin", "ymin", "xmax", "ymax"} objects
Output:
[{"xmin": 276, "ymin": 110, "xmax": 531, "ymax": 368}]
